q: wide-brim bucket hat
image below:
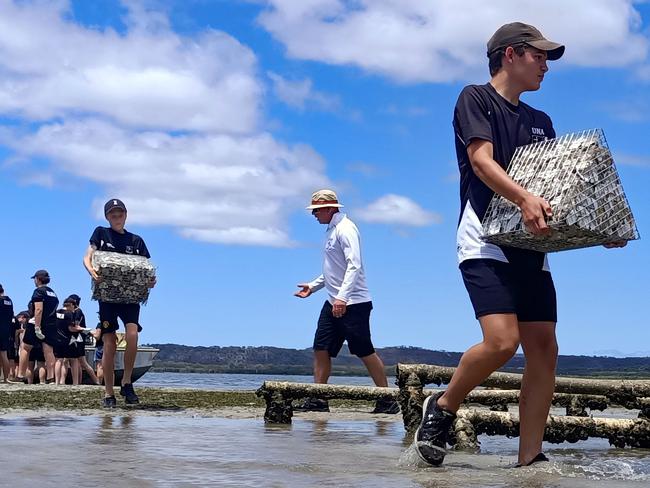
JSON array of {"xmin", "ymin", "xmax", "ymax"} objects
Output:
[{"xmin": 306, "ymin": 189, "xmax": 344, "ymax": 210}]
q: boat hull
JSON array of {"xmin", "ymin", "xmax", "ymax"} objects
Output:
[{"xmin": 81, "ymin": 347, "xmax": 158, "ymax": 385}]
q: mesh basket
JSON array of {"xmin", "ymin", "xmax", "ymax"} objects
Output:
[
  {"xmin": 91, "ymin": 251, "xmax": 156, "ymax": 304},
  {"xmin": 482, "ymin": 129, "xmax": 639, "ymax": 252}
]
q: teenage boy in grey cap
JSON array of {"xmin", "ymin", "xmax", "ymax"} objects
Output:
[
  {"xmin": 414, "ymin": 22, "xmax": 626, "ymax": 467},
  {"xmin": 294, "ymin": 189, "xmax": 398, "ymax": 414},
  {"xmin": 83, "ymin": 198, "xmax": 155, "ymax": 407}
]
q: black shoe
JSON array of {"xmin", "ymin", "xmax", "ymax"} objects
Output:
[
  {"xmin": 102, "ymin": 395, "xmax": 117, "ymax": 408},
  {"xmin": 515, "ymin": 452, "xmax": 549, "ymax": 468},
  {"xmin": 293, "ymin": 397, "xmax": 330, "ymax": 412},
  {"xmin": 45, "ymin": 378, "xmax": 55, "ymax": 384},
  {"xmin": 372, "ymin": 397, "xmax": 400, "ymax": 414},
  {"xmin": 414, "ymin": 392, "xmax": 456, "ymax": 466},
  {"xmin": 120, "ymin": 383, "xmax": 139, "ymax": 404},
  {"xmin": 7, "ymin": 377, "xmax": 27, "ymax": 384}
]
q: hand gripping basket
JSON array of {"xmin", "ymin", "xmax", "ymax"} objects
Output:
[
  {"xmin": 482, "ymin": 129, "xmax": 639, "ymax": 252},
  {"xmin": 91, "ymin": 251, "xmax": 156, "ymax": 304}
]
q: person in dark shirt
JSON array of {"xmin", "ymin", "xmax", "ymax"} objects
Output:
[
  {"xmin": 0, "ymin": 284, "xmax": 15, "ymax": 382},
  {"xmin": 28, "ymin": 270, "xmax": 59, "ymax": 383},
  {"xmin": 66, "ymin": 294, "xmax": 100, "ymax": 385},
  {"xmin": 83, "ymin": 198, "xmax": 156, "ymax": 407},
  {"xmin": 414, "ymin": 23, "xmax": 627, "ymax": 468}
]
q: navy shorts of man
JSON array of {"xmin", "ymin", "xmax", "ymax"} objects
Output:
[
  {"xmin": 294, "ymin": 189, "xmax": 398, "ymax": 414},
  {"xmin": 83, "ymin": 198, "xmax": 155, "ymax": 407}
]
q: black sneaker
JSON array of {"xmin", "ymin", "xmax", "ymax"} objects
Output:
[
  {"xmin": 515, "ymin": 452, "xmax": 549, "ymax": 468},
  {"xmin": 120, "ymin": 383, "xmax": 139, "ymax": 404},
  {"xmin": 293, "ymin": 397, "xmax": 330, "ymax": 412},
  {"xmin": 102, "ymin": 395, "xmax": 117, "ymax": 408},
  {"xmin": 414, "ymin": 392, "xmax": 456, "ymax": 466},
  {"xmin": 372, "ymin": 397, "xmax": 400, "ymax": 414},
  {"xmin": 7, "ymin": 377, "xmax": 27, "ymax": 384}
]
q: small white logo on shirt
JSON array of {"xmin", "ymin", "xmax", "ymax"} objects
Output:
[
  {"xmin": 531, "ymin": 127, "xmax": 545, "ymax": 136},
  {"xmin": 56, "ymin": 312, "xmax": 65, "ymax": 319},
  {"xmin": 106, "ymin": 242, "xmax": 115, "ymax": 249},
  {"xmin": 46, "ymin": 291, "xmax": 56, "ymax": 297},
  {"xmin": 3, "ymin": 300, "xmax": 11, "ymax": 306},
  {"xmin": 126, "ymin": 246, "xmax": 133, "ymax": 254}
]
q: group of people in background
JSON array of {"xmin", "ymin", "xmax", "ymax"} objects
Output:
[{"xmin": 0, "ymin": 280, "xmax": 103, "ymax": 386}]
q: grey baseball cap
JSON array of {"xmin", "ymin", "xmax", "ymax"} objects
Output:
[{"xmin": 487, "ymin": 22, "xmax": 565, "ymax": 60}]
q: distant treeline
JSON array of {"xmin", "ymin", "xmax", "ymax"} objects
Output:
[{"xmin": 145, "ymin": 344, "xmax": 650, "ymax": 378}]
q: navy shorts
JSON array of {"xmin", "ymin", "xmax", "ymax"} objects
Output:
[
  {"xmin": 22, "ymin": 324, "xmax": 41, "ymax": 347},
  {"xmin": 29, "ymin": 345, "xmax": 45, "ymax": 363},
  {"xmin": 99, "ymin": 302, "xmax": 142, "ymax": 335},
  {"xmin": 94, "ymin": 345, "xmax": 104, "ymax": 364},
  {"xmin": 0, "ymin": 327, "xmax": 10, "ymax": 352},
  {"xmin": 460, "ymin": 259, "xmax": 557, "ymax": 322},
  {"xmin": 314, "ymin": 301, "xmax": 375, "ymax": 358}
]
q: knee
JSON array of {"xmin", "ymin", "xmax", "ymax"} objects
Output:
[{"xmin": 485, "ymin": 339, "xmax": 519, "ymax": 361}]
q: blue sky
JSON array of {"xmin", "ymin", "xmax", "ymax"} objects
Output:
[{"xmin": 0, "ymin": 0, "xmax": 648, "ymax": 357}]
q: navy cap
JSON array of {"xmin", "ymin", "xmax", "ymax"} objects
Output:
[{"xmin": 104, "ymin": 198, "xmax": 127, "ymax": 215}]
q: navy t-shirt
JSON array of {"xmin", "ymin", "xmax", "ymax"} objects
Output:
[
  {"xmin": 90, "ymin": 226, "xmax": 151, "ymax": 258},
  {"xmin": 453, "ymin": 83, "xmax": 555, "ymax": 269},
  {"xmin": 56, "ymin": 309, "xmax": 74, "ymax": 340},
  {"xmin": 73, "ymin": 308, "xmax": 86, "ymax": 329},
  {"xmin": 0, "ymin": 296, "xmax": 14, "ymax": 330},
  {"xmin": 31, "ymin": 286, "xmax": 59, "ymax": 327}
]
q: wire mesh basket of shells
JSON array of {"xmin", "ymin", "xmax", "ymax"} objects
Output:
[
  {"xmin": 482, "ymin": 129, "xmax": 639, "ymax": 252},
  {"xmin": 91, "ymin": 251, "xmax": 156, "ymax": 304}
]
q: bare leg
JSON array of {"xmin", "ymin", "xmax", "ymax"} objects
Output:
[
  {"xmin": 42, "ymin": 343, "xmax": 56, "ymax": 381},
  {"xmin": 70, "ymin": 359, "xmax": 80, "ymax": 386},
  {"xmin": 26, "ymin": 361, "xmax": 35, "ymax": 384},
  {"xmin": 38, "ymin": 365, "xmax": 46, "ymax": 384},
  {"xmin": 0, "ymin": 351, "xmax": 9, "ymax": 381},
  {"xmin": 79, "ymin": 356, "xmax": 99, "ymax": 384},
  {"xmin": 18, "ymin": 343, "xmax": 32, "ymax": 378},
  {"xmin": 313, "ymin": 350, "xmax": 332, "ymax": 383},
  {"xmin": 437, "ymin": 313, "xmax": 520, "ymax": 413},
  {"xmin": 96, "ymin": 361, "xmax": 104, "ymax": 385},
  {"xmin": 55, "ymin": 359, "xmax": 64, "ymax": 384},
  {"xmin": 102, "ymin": 333, "xmax": 117, "ymax": 396},
  {"xmin": 122, "ymin": 324, "xmax": 139, "ymax": 385},
  {"xmin": 518, "ymin": 322, "xmax": 557, "ymax": 465},
  {"xmin": 360, "ymin": 353, "xmax": 388, "ymax": 387}
]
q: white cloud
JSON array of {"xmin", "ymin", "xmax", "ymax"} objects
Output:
[
  {"xmin": 256, "ymin": 0, "xmax": 649, "ymax": 83},
  {"xmin": 0, "ymin": 1, "xmax": 331, "ymax": 247},
  {"xmin": 268, "ymin": 71, "xmax": 340, "ymax": 111},
  {"xmin": 1, "ymin": 119, "xmax": 328, "ymax": 247},
  {"xmin": 356, "ymin": 194, "xmax": 441, "ymax": 226}
]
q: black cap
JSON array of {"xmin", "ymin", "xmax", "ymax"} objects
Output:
[
  {"xmin": 104, "ymin": 198, "xmax": 127, "ymax": 215},
  {"xmin": 16, "ymin": 311, "xmax": 30, "ymax": 319},
  {"xmin": 67, "ymin": 294, "xmax": 81, "ymax": 305},
  {"xmin": 30, "ymin": 269, "xmax": 50, "ymax": 280},
  {"xmin": 63, "ymin": 296, "xmax": 76, "ymax": 306},
  {"xmin": 487, "ymin": 22, "xmax": 564, "ymax": 61}
]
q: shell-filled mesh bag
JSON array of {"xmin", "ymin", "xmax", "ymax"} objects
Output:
[
  {"xmin": 91, "ymin": 251, "xmax": 156, "ymax": 304},
  {"xmin": 482, "ymin": 129, "xmax": 639, "ymax": 252}
]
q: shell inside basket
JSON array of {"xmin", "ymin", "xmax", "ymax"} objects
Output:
[
  {"xmin": 482, "ymin": 129, "xmax": 639, "ymax": 253},
  {"xmin": 91, "ymin": 251, "xmax": 156, "ymax": 304}
]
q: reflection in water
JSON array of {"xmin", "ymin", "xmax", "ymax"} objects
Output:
[{"xmin": 0, "ymin": 413, "xmax": 648, "ymax": 488}]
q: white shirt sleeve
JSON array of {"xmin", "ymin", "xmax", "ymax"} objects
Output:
[
  {"xmin": 307, "ymin": 274, "xmax": 325, "ymax": 292},
  {"xmin": 334, "ymin": 227, "xmax": 362, "ymax": 303}
]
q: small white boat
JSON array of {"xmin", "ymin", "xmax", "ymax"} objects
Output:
[{"xmin": 82, "ymin": 333, "xmax": 159, "ymax": 385}]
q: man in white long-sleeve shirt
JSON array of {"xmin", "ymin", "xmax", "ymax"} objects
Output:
[{"xmin": 294, "ymin": 189, "xmax": 398, "ymax": 414}]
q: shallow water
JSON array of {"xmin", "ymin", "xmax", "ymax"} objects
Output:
[
  {"xmin": 1, "ymin": 413, "xmax": 648, "ymax": 487},
  {"xmin": 137, "ymin": 372, "xmax": 393, "ymax": 390}
]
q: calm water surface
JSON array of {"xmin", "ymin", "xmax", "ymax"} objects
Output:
[{"xmin": 137, "ymin": 372, "xmax": 395, "ymax": 390}]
